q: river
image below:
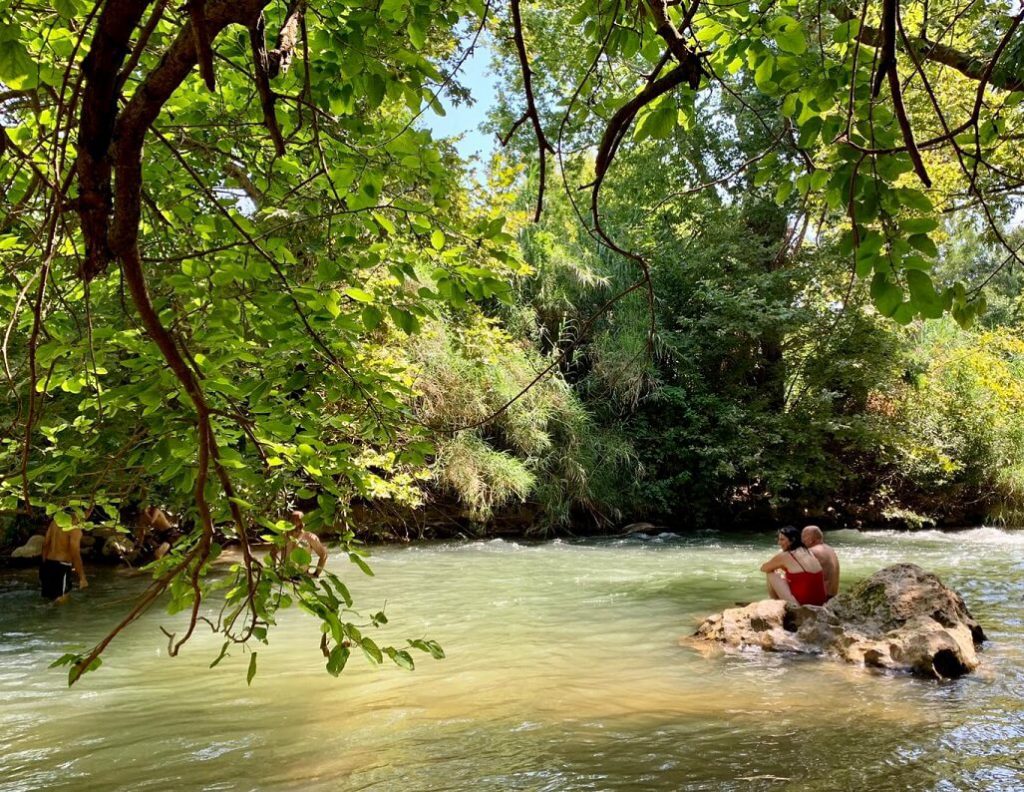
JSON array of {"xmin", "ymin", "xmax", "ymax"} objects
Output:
[{"xmin": 1, "ymin": 528, "xmax": 1022, "ymax": 791}]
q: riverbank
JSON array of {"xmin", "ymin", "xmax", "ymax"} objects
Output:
[{"xmin": 3, "ymin": 495, "xmax": 1018, "ymax": 574}]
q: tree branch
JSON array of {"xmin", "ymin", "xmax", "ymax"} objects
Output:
[
  {"xmin": 644, "ymin": 0, "xmax": 703, "ymax": 89},
  {"xmin": 188, "ymin": 0, "xmax": 217, "ymax": 91},
  {"xmin": 76, "ymin": 0, "xmax": 153, "ymax": 282},
  {"xmin": 268, "ymin": 0, "xmax": 304, "ymax": 78},
  {"xmin": 69, "ymin": 0, "xmax": 279, "ymax": 679},
  {"xmin": 837, "ymin": 4, "xmax": 1024, "ymax": 93},
  {"xmin": 506, "ymin": 0, "xmax": 554, "ymax": 222},
  {"xmin": 250, "ymin": 13, "xmax": 287, "ymax": 155}
]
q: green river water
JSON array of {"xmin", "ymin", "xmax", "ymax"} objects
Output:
[{"xmin": 1, "ymin": 528, "xmax": 1022, "ymax": 791}]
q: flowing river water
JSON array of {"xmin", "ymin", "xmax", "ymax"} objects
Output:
[{"xmin": 1, "ymin": 528, "xmax": 1022, "ymax": 791}]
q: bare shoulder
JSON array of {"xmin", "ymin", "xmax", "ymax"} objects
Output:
[
  {"xmin": 810, "ymin": 543, "xmax": 837, "ymax": 566},
  {"xmin": 761, "ymin": 549, "xmax": 787, "ymax": 571},
  {"xmin": 796, "ymin": 547, "xmax": 822, "ymax": 570}
]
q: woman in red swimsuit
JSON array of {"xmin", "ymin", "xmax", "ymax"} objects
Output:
[{"xmin": 760, "ymin": 525, "xmax": 828, "ymax": 606}]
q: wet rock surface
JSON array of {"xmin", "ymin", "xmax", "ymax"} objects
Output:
[
  {"xmin": 11, "ymin": 535, "xmax": 44, "ymax": 559},
  {"xmin": 689, "ymin": 563, "xmax": 986, "ymax": 679}
]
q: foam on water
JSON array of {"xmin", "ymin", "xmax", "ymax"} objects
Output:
[{"xmin": 853, "ymin": 526, "xmax": 1024, "ymax": 545}]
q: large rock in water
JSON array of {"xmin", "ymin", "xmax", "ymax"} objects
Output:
[
  {"xmin": 11, "ymin": 534, "xmax": 45, "ymax": 559},
  {"xmin": 689, "ymin": 564, "xmax": 986, "ymax": 679}
]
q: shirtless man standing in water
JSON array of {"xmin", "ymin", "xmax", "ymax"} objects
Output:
[
  {"xmin": 269, "ymin": 510, "xmax": 328, "ymax": 578},
  {"xmin": 802, "ymin": 525, "xmax": 840, "ymax": 599},
  {"xmin": 40, "ymin": 517, "xmax": 89, "ymax": 601}
]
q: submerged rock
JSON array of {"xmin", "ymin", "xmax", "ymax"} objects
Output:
[{"xmin": 688, "ymin": 564, "xmax": 986, "ymax": 679}]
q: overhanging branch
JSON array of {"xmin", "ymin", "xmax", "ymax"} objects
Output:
[
  {"xmin": 836, "ymin": 3, "xmax": 1024, "ymax": 93},
  {"xmin": 504, "ymin": 0, "xmax": 555, "ymax": 222}
]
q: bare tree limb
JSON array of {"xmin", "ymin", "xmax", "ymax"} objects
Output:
[
  {"xmin": 644, "ymin": 0, "xmax": 703, "ymax": 89},
  {"xmin": 76, "ymin": 0, "xmax": 153, "ymax": 282},
  {"xmin": 188, "ymin": 0, "xmax": 217, "ymax": 91},
  {"xmin": 268, "ymin": 0, "xmax": 304, "ymax": 78},
  {"xmin": 250, "ymin": 13, "xmax": 287, "ymax": 155},
  {"xmin": 505, "ymin": 0, "xmax": 555, "ymax": 222}
]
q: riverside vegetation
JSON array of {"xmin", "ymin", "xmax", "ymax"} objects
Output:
[{"xmin": 1, "ymin": 0, "xmax": 1024, "ymax": 681}]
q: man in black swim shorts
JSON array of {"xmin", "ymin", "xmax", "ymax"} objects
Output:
[
  {"xmin": 39, "ymin": 516, "xmax": 89, "ymax": 602},
  {"xmin": 40, "ymin": 558, "xmax": 75, "ymax": 600}
]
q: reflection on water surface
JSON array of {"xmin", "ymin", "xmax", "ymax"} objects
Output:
[{"xmin": 1, "ymin": 528, "xmax": 1022, "ymax": 791}]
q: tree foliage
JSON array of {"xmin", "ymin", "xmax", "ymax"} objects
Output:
[{"xmin": 1, "ymin": 0, "xmax": 1022, "ymax": 680}]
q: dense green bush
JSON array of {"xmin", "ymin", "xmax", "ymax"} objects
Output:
[
  {"xmin": 406, "ymin": 311, "xmax": 630, "ymax": 529},
  {"xmin": 883, "ymin": 322, "xmax": 1024, "ymax": 525}
]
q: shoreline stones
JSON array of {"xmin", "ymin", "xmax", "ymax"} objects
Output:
[{"xmin": 687, "ymin": 564, "xmax": 986, "ymax": 679}]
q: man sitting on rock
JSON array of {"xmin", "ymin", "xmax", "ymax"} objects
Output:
[
  {"xmin": 130, "ymin": 504, "xmax": 178, "ymax": 561},
  {"xmin": 802, "ymin": 525, "xmax": 840, "ymax": 600},
  {"xmin": 40, "ymin": 515, "xmax": 89, "ymax": 601}
]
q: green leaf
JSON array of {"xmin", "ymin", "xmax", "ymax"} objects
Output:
[
  {"xmin": 408, "ymin": 18, "xmax": 427, "ymax": 50},
  {"xmin": 892, "ymin": 302, "xmax": 916, "ymax": 325},
  {"xmin": 902, "ymin": 254, "xmax": 933, "ymax": 271},
  {"xmin": 49, "ymin": 653, "xmax": 79, "ymax": 669},
  {"xmin": 906, "ymin": 269, "xmax": 939, "ymax": 306},
  {"xmin": 326, "ymin": 644, "xmax": 350, "ymax": 676},
  {"xmin": 387, "ymin": 306, "xmax": 420, "ymax": 335},
  {"xmin": 289, "ymin": 546, "xmax": 312, "ymax": 567},
  {"xmin": 54, "ymin": 0, "xmax": 78, "ymax": 18},
  {"xmin": 391, "ymin": 649, "xmax": 415, "ymax": 671},
  {"xmin": 430, "ymin": 229, "xmax": 445, "ymax": 250},
  {"xmin": 900, "ymin": 217, "xmax": 939, "ymax": 234},
  {"xmin": 423, "ymin": 639, "xmax": 445, "ymax": 660},
  {"xmin": 833, "ymin": 19, "xmax": 861, "ymax": 43},
  {"xmin": 634, "ymin": 105, "xmax": 676, "ymax": 141},
  {"xmin": 0, "ymin": 39, "xmax": 38, "ymax": 89},
  {"xmin": 360, "ymin": 637, "xmax": 383, "ymax": 664},
  {"xmin": 365, "ymin": 74, "xmax": 386, "ymax": 109},
  {"xmin": 798, "ymin": 117, "xmax": 822, "ymax": 148},
  {"xmin": 209, "ymin": 641, "xmax": 231, "ymax": 669},
  {"xmin": 854, "ymin": 250, "xmax": 877, "ymax": 278},
  {"xmin": 349, "ymin": 552, "xmax": 374, "ymax": 576},
  {"xmin": 68, "ymin": 656, "xmax": 102, "ymax": 686},
  {"xmin": 372, "ymin": 212, "xmax": 396, "ymax": 235},
  {"xmin": 754, "ymin": 57, "xmax": 774, "ymax": 90},
  {"xmin": 323, "ymin": 575, "xmax": 354, "ymax": 607},
  {"xmin": 361, "ymin": 305, "xmax": 384, "ymax": 330},
  {"xmin": 907, "ymin": 234, "xmax": 939, "ymax": 258},
  {"xmin": 343, "ymin": 287, "xmax": 374, "ymax": 303},
  {"xmin": 408, "ymin": 638, "xmax": 446, "ymax": 659},
  {"xmin": 870, "ymin": 273, "xmax": 902, "ymax": 317},
  {"xmin": 246, "ymin": 652, "xmax": 258, "ymax": 686},
  {"xmin": 772, "ymin": 16, "xmax": 807, "ymax": 54},
  {"xmin": 896, "ymin": 188, "xmax": 933, "ymax": 213}
]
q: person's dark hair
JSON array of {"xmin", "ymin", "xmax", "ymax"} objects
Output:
[{"xmin": 778, "ymin": 525, "xmax": 804, "ymax": 551}]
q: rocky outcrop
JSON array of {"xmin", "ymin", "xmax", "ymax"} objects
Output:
[
  {"xmin": 688, "ymin": 564, "xmax": 986, "ymax": 679},
  {"xmin": 11, "ymin": 534, "xmax": 44, "ymax": 559}
]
